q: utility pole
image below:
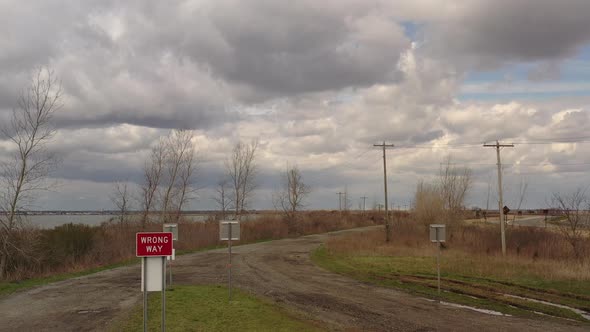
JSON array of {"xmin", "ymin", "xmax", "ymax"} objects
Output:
[
  {"xmin": 484, "ymin": 140, "xmax": 514, "ymax": 256},
  {"xmin": 374, "ymin": 142, "xmax": 395, "ymax": 242},
  {"xmin": 361, "ymin": 196, "xmax": 368, "ymax": 214}
]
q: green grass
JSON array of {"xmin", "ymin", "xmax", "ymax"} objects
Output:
[
  {"xmin": 111, "ymin": 285, "xmax": 323, "ymax": 332},
  {"xmin": 312, "ymin": 246, "xmax": 590, "ymax": 323}
]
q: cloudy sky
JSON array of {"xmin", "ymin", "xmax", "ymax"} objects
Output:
[{"xmin": 2, "ymin": 0, "xmax": 590, "ymax": 211}]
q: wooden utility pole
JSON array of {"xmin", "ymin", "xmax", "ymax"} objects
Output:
[
  {"xmin": 373, "ymin": 142, "xmax": 395, "ymax": 242},
  {"xmin": 361, "ymin": 196, "xmax": 368, "ymax": 214},
  {"xmin": 484, "ymin": 140, "xmax": 514, "ymax": 256}
]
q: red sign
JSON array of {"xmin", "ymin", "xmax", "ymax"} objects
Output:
[{"xmin": 136, "ymin": 232, "xmax": 173, "ymax": 257}]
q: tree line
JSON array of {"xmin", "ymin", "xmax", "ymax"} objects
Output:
[{"xmin": 0, "ymin": 69, "xmax": 312, "ymax": 279}]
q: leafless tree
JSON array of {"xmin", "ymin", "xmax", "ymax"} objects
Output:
[
  {"xmin": 343, "ymin": 186, "xmax": 352, "ymax": 212},
  {"xmin": 139, "ymin": 130, "xmax": 197, "ymax": 225},
  {"xmin": 0, "ymin": 68, "xmax": 62, "ymax": 279},
  {"xmin": 413, "ymin": 180, "xmax": 444, "ymax": 226},
  {"xmin": 273, "ymin": 165, "xmax": 311, "ymax": 234},
  {"xmin": 225, "ymin": 140, "xmax": 258, "ymax": 219},
  {"xmin": 139, "ymin": 138, "xmax": 166, "ymax": 228},
  {"xmin": 110, "ymin": 181, "xmax": 131, "ymax": 226},
  {"xmin": 484, "ymin": 173, "xmax": 492, "ymax": 222},
  {"xmin": 512, "ymin": 177, "xmax": 528, "ymax": 222},
  {"xmin": 173, "ymin": 139, "xmax": 197, "ymax": 222},
  {"xmin": 212, "ymin": 179, "xmax": 230, "ymax": 219},
  {"xmin": 438, "ymin": 156, "xmax": 472, "ymax": 223},
  {"xmin": 160, "ymin": 129, "xmax": 196, "ymax": 223},
  {"xmin": 551, "ymin": 188, "xmax": 590, "ymax": 259}
]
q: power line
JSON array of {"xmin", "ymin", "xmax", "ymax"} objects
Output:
[
  {"xmin": 360, "ymin": 196, "xmax": 368, "ymax": 213},
  {"xmin": 395, "ymin": 137, "xmax": 590, "ymax": 150}
]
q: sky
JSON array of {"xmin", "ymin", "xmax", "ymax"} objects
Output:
[{"xmin": 1, "ymin": 0, "xmax": 590, "ymax": 211}]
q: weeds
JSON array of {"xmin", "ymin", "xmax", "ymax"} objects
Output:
[
  {"xmin": 314, "ymin": 217, "xmax": 590, "ymax": 321},
  {"xmin": 1, "ymin": 211, "xmax": 380, "ymax": 281}
]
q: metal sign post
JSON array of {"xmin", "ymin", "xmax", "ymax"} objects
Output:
[
  {"xmin": 163, "ymin": 224, "xmax": 178, "ymax": 288},
  {"xmin": 137, "ymin": 232, "xmax": 173, "ymax": 332},
  {"xmin": 220, "ymin": 221, "xmax": 240, "ymax": 302},
  {"xmin": 162, "ymin": 256, "xmax": 166, "ymax": 332},
  {"xmin": 143, "ymin": 257, "xmax": 147, "ymax": 332},
  {"xmin": 229, "ymin": 222, "xmax": 232, "ymax": 301},
  {"xmin": 429, "ymin": 224, "xmax": 446, "ymax": 298}
]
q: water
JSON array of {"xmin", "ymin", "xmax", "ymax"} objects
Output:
[
  {"xmin": 21, "ymin": 214, "xmax": 213, "ymax": 229},
  {"xmin": 423, "ymin": 298, "xmax": 508, "ymax": 316},
  {"xmin": 21, "ymin": 213, "xmax": 263, "ymax": 229}
]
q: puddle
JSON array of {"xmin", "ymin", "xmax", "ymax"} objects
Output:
[
  {"xmin": 77, "ymin": 309, "xmax": 102, "ymax": 314},
  {"xmin": 503, "ymin": 294, "xmax": 590, "ymax": 320},
  {"xmin": 439, "ymin": 301, "xmax": 508, "ymax": 316},
  {"xmin": 423, "ymin": 298, "xmax": 508, "ymax": 316}
]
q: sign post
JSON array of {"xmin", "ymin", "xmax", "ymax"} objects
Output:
[
  {"xmin": 220, "ymin": 221, "xmax": 240, "ymax": 301},
  {"xmin": 429, "ymin": 224, "xmax": 446, "ymax": 297},
  {"xmin": 163, "ymin": 224, "xmax": 178, "ymax": 288},
  {"xmin": 137, "ymin": 232, "xmax": 173, "ymax": 332},
  {"xmin": 143, "ymin": 256, "xmax": 147, "ymax": 332}
]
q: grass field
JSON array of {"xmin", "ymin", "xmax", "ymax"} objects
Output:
[
  {"xmin": 110, "ymin": 285, "xmax": 322, "ymax": 332},
  {"xmin": 312, "ymin": 229, "xmax": 590, "ymax": 323}
]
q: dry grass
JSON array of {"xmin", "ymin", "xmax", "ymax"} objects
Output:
[
  {"xmin": 315, "ymin": 216, "xmax": 590, "ymax": 320},
  {"xmin": 324, "ymin": 217, "xmax": 590, "ymax": 282},
  {"xmin": 2, "ymin": 210, "xmax": 381, "ymax": 281}
]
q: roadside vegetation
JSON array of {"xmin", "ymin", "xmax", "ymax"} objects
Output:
[
  {"xmin": 0, "ymin": 211, "xmax": 379, "ymax": 294},
  {"xmin": 312, "ymin": 217, "xmax": 590, "ymax": 322},
  {"xmin": 111, "ymin": 285, "xmax": 323, "ymax": 332}
]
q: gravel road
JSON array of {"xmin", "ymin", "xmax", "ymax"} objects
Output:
[{"xmin": 0, "ymin": 226, "xmax": 587, "ymax": 331}]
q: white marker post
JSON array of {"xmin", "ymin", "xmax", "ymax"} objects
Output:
[
  {"xmin": 220, "ymin": 220, "xmax": 240, "ymax": 301},
  {"xmin": 137, "ymin": 232, "xmax": 173, "ymax": 332},
  {"xmin": 429, "ymin": 224, "xmax": 446, "ymax": 297}
]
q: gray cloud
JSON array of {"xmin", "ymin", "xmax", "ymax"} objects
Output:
[
  {"xmin": 122, "ymin": 0, "xmax": 410, "ymax": 97},
  {"xmin": 527, "ymin": 62, "xmax": 562, "ymax": 82},
  {"xmin": 424, "ymin": 0, "xmax": 590, "ymax": 69}
]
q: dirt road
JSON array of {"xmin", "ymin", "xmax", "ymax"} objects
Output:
[{"xmin": 0, "ymin": 226, "xmax": 587, "ymax": 331}]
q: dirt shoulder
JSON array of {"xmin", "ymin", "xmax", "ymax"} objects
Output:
[{"xmin": 0, "ymin": 226, "xmax": 587, "ymax": 331}]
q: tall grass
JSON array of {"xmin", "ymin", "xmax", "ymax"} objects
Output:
[
  {"xmin": 325, "ymin": 216, "xmax": 590, "ymax": 281},
  {"xmin": 2, "ymin": 211, "xmax": 381, "ymax": 281}
]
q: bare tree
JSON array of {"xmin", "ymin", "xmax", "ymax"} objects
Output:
[
  {"xmin": 110, "ymin": 181, "xmax": 131, "ymax": 226},
  {"xmin": 139, "ymin": 138, "xmax": 166, "ymax": 228},
  {"xmin": 512, "ymin": 177, "xmax": 528, "ymax": 222},
  {"xmin": 0, "ymin": 68, "xmax": 62, "ymax": 279},
  {"xmin": 343, "ymin": 186, "xmax": 352, "ymax": 212},
  {"xmin": 484, "ymin": 173, "xmax": 492, "ymax": 222},
  {"xmin": 174, "ymin": 138, "xmax": 198, "ymax": 222},
  {"xmin": 438, "ymin": 156, "xmax": 472, "ymax": 223},
  {"xmin": 160, "ymin": 129, "xmax": 196, "ymax": 222},
  {"xmin": 551, "ymin": 188, "xmax": 589, "ymax": 258},
  {"xmin": 212, "ymin": 179, "xmax": 230, "ymax": 219},
  {"xmin": 226, "ymin": 140, "xmax": 258, "ymax": 219},
  {"xmin": 413, "ymin": 180, "xmax": 444, "ymax": 226},
  {"xmin": 139, "ymin": 130, "xmax": 197, "ymax": 225},
  {"xmin": 273, "ymin": 165, "xmax": 311, "ymax": 234}
]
